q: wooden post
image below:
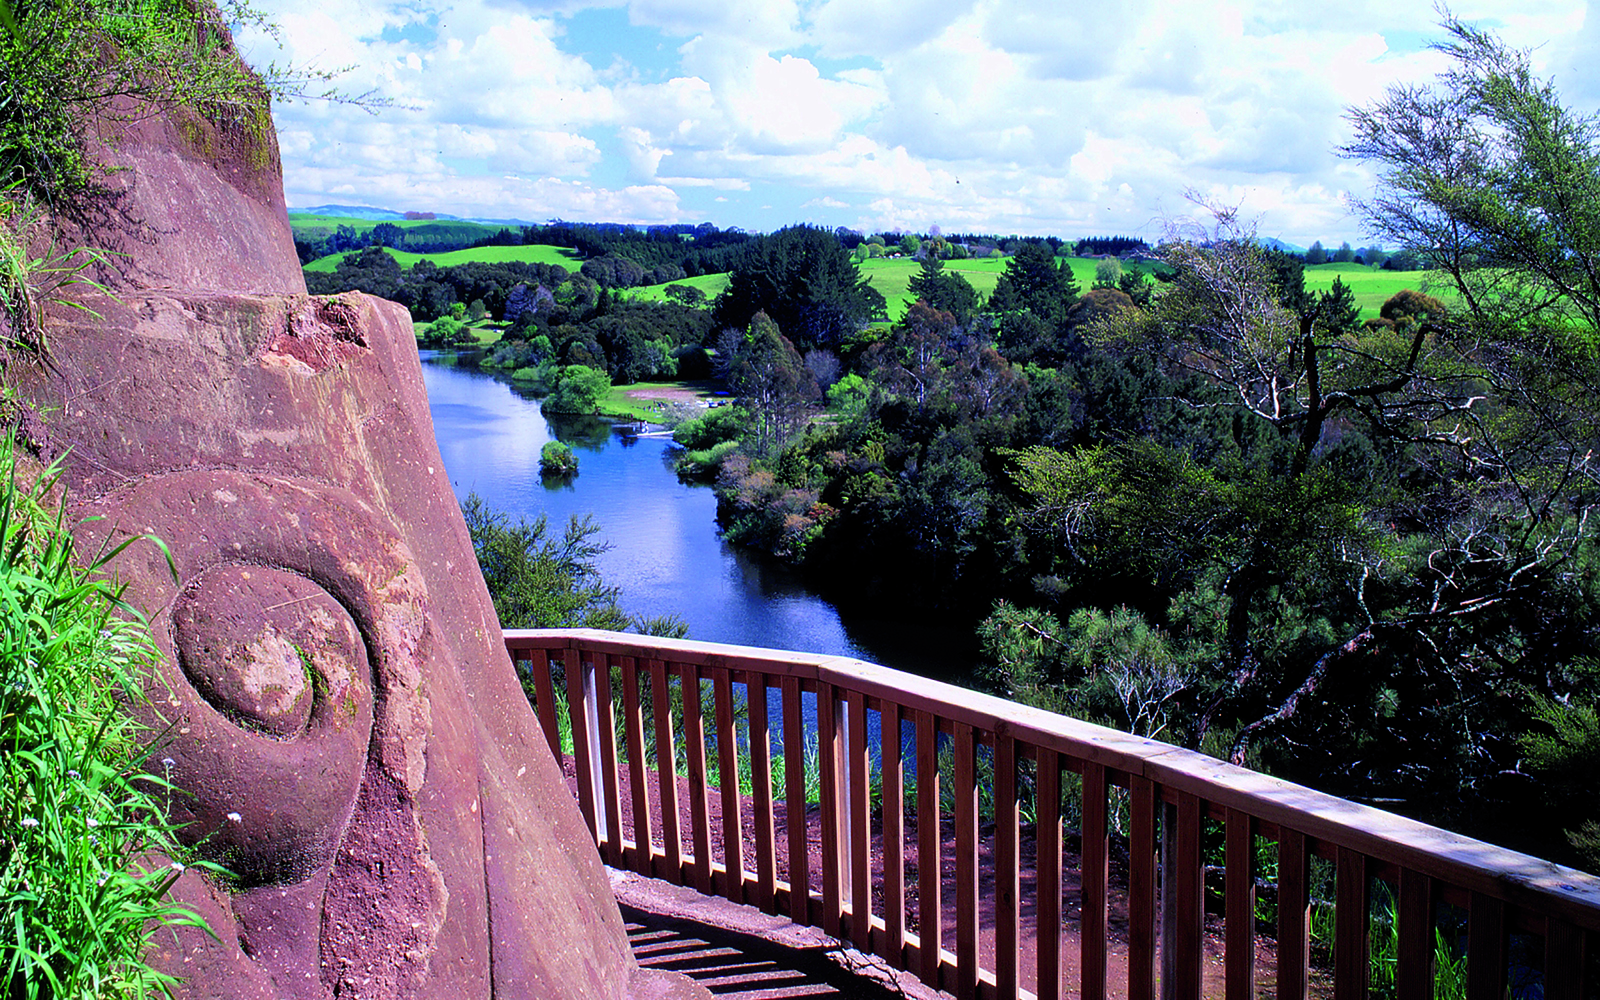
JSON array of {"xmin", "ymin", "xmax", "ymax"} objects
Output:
[
  {"xmin": 531, "ymin": 653, "xmax": 562, "ymax": 761},
  {"xmin": 1396, "ymin": 868, "xmax": 1433, "ymax": 1000},
  {"xmin": 882, "ymin": 701, "xmax": 906, "ymax": 969},
  {"xmin": 747, "ymin": 672, "xmax": 777, "ymax": 915},
  {"xmin": 995, "ymin": 734, "xmax": 1020, "ymax": 1000},
  {"xmin": 713, "ymin": 666, "xmax": 745, "ymax": 904},
  {"xmin": 594, "ymin": 653, "xmax": 624, "ymax": 866},
  {"xmin": 1277, "ymin": 829, "xmax": 1310, "ymax": 1000},
  {"xmin": 782, "ymin": 675, "xmax": 809, "ymax": 926},
  {"xmin": 564, "ymin": 649, "xmax": 597, "ymax": 842},
  {"xmin": 620, "ymin": 658, "xmax": 652, "ymax": 873},
  {"xmin": 818, "ymin": 683, "xmax": 844, "ymax": 938},
  {"xmin": 1224, "ymin": 808, "xmax": 1256, "ymax": 1000},
  {"xmin": 916, "ymin": 709, "xmax": 943, "ymax": 988},
  {"xmin": 1466, "ymin": 892, "xmax": 1507, "ymax": 1000},
  {"xmin": 954, "ymin": 723, "xmax": 980, "ymax": 1000},
  {"xmin": 1129, "ymin": 775, "xmax": 1158, "ymax": 1000},
  {"xmin": 1172, "ymin": 793, "xmax": 1204, "ymax": 1000},
  {"xmin": 648, "ymin": 659, "xmax": 682, "ymax": 883},
  {"xmin": 1036, "ymin": 749, "xmax": 1063, "ymax": 1000},
  {"xmin": 1081, "ymin": 763, "xmax": 1109, "ymax": 1000},
  {"xmin": 848, "ymin": 690, "xmax": 872, "ymax": 951},
  {"xmin": 1334, "ymin": 847, "xmax": 1368, "ymax": 1000},
  {"xmin": 681, "ymin": 661, "xmax": 713, "ymax": 895}
]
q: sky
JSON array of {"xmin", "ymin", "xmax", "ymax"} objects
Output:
[{"xmin": 236, "ymin": 0, "xmax": 1600, "ymax": 248}]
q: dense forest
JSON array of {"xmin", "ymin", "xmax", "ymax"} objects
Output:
[{"xmin": 320, "ymin": 21, "xmax": 1600, "ymax": 873}]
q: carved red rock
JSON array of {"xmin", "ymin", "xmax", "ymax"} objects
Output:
[{"xmin": 14, "ymin": 18, "xmax": 708, "ymax": 1000}]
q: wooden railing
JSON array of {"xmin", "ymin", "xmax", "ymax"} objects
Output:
[{"xmin": 506, "ymin": 628, "xmax": 1600, "ymax": 1000}]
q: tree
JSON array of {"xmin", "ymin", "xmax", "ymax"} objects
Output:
[
  {"xmin": 989, "ymin": 240, "xmax": 1079, "ymax": 321},
  {"xmin": 1332, "ymin": 241, "xmax": 1355, "ymax": 263},
  {"xmin": 731, "ymin": 312, "xmax": 817, "ymax": 458},
  {"xmin": 713, "ymin": 225, "xmax": 886, "ymax": 353},
  {"xmin": 1305, "ymin": 240, "xmax": 1327, "ymax": 264},
  {"xmin": 542, "ymin": 364, "xmax": 610, "ymax": 414},
  {"xmin": 1119, "ymin": 205, "xmax": 1471, "ymax": 475},
  {"xmin": 1093, "ymin": 257, "xmax": 1123, "ymax": 289},
  {"xmin": 907, "ymin": 257, "xmax": 981, "ymax": 326},
  {"xmin": 664, "ymin": 283, "xmax": 707, "ymax": 307},
  {"xmin": 461, "ymin": 495, "xmax": 628, "ymax": 630}
]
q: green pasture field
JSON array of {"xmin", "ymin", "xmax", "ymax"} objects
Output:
[
  {"xmin": 620, "ymin": 271, "xmax": 732, "ymax": 304},
  {"xmin": 1301, "ymin": 262, "xmax": 1449, "ymax": 318},
  {"xmin": 304, "ymin": 244, "xmax": 585, "ymax": 273},
  {"xmin": 289, "ymin": 213, "xmax": 506, "ymax": 234},
  {"xmin": 860, "ymin": 255, "xmax": 1144, "ymax": 321}
]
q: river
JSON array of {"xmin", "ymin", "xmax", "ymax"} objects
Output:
[{"xmin": 419, "ymin": 354, "xmax": 976, "ymax": 683}]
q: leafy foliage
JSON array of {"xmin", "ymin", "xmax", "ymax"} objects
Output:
[
  {"xmin": 713, "ymin": 225, "xmax": 886, "ymax": 352},
  {"xmin": 2, "ymin": 444, "xmax": 210, "ymax": 1000}
]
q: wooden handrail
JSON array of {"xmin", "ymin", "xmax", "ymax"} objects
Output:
[{"xmin": 506, "ymin": 628, "xmax": 1599, "ymax": 1000}]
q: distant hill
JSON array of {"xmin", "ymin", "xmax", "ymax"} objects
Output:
[
  {"xmin": 1257, "ymin": 236, "xmax": 1306, "ymax": 254},
  {"xmin": 296, "ymin": 204, "xmax": 411, "ymax": 221}
]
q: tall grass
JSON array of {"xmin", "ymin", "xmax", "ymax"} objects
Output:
[{"xmin": 2, "ymin": 443, "xmax": 211, "ymax": 999}]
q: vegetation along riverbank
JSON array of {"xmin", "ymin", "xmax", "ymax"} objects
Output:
[{"xmin": 305, "ymin": 18, "xmax": 1600, "ymax": 878}]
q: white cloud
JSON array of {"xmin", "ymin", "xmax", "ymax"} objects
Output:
[{"xmin": 245, "ymin": 0, "xmax": 1590, "ymax": 245}]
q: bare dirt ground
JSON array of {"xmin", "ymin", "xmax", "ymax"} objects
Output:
[
  {"xmin": 565, "ymin": 760, "xmax": 1326, "ymax": 999},
  {"xmin": 623, "ymin": 386, "xmax": 706, "ymax": 404}
]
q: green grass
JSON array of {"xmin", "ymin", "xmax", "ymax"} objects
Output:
[
  {"xmin": 861, "ymin": 255, "xmax": 1140, "ymax": 322},
  {"xmin": 1302, "ymin": 263, "xmax": 1450, "ymax": 318},
  {"xmin": 598, "ymin": 381, "xmax": 720, "ymax": 422},
  {"xmin": 303, "ymin": 244, "xmax": 584, "ymax": 273},
  {"xmin": 3, "ymin": 443, "xmax": 211, "ymax": 1000},
  {"xmin": 619, "ymin": 271, "xmax": 731, "ymax": 304}
]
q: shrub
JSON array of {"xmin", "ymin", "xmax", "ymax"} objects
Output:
[{"xmin": 539, "ymin": 440, "xmax": 578, "ymax": 477}]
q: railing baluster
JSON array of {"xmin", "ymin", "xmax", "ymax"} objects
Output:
[
  {"xmin": 995, "ymin": 733, "xmax": 1020, "ymax": 1000},
  {"xmin": 1466, "ymin": 891, "xmax": 1508, "ymax": 1000},
  {"xmin": 563, "ymin": 648, "xmax": 598, "ymax": 842},
  {"xmin": 916, "ymin": 709, "xmax": 943, "ymax": 989},
  {"xmin": 594, "ymin": 652, "xmax": 624, "ymax": 867},
  {"xmin": 882, "ymin": 701, "xmax": 906, "ymax": 969},
  {"xmin": 1544, "ymin": 918, "xmax": 1587, "ymax": 1000},
  {"xmin": 620, "ymin": 657, "xmax": 652, "ymax": 873},
  {"xmin": 847, "ymin": 690, "xmax": 872, "ymax": 951},
  {"xmin": 1174, "ymin": 792, "xmax": 1205, "ymax": 1000},
  {"xmin": 507, "ymin": 630, "xmax": 1600, "ymax": 1000},
  {"xmin": 1224, "ymin": 808, "xmax": 1256, "ymax": 1000},
  {"xmin": 954, "ymin": 723, "xmax": 979, "ymax": 1000},
  {"xmin": 648, "ymin": 658, "xmax": 681, "ymax": 883},
  {"xmin": 712, "ymin": 666, "xmax": 745, "ymax": 904},
  {"xmin": 1396, "ymin": 868, "xmax": 1433, "ymax": 1000},
  {"xmin": 528, "ymin": 652, "xmax": 562, "ymax": 761},
  {"xmin": 1128, "ymin": 775, "xmax": 1157, "ymax": 1000},
  {"xmin": 1082, "ymin": 763, "xmax": 1109, "ymax": 1000},
  {"xmin": 1334, "ymin": 847, "xmax": 1369, "ymax": 1000},
  {"xmin": 747, "ymin": 671, "xmax": 777, "ymax": 915},
  {"xmin": 1278, "ymin": 829, "xmax": 1310, "ymax": 1000},
  {"xmin": 680, "ymin": 661, "xmax": 713, "ymax": 895},
  {"xmin": 818, "ymin": 682, "xmax": 845, "ymax": 939},
  {"xmin": 1037, "ymin": 749, "xmax": 1063, "ymax": 1000},
  {"xmin": 782, "ymin": 676, "xmax": 808, "ymax": 925}
]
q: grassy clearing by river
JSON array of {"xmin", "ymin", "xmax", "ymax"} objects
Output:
[{"xmin": 600, "ymin": 381, "xmax": 722, "ymax": 422}]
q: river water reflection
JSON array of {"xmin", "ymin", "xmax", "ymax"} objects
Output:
[{"xmin": 420, "ymin": 354, "xmax": 975, "ymax": 683}]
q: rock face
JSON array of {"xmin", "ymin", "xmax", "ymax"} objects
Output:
[{"xmin": 13, "ymin": 42, "xmax": 708, "ymax": 1000}]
